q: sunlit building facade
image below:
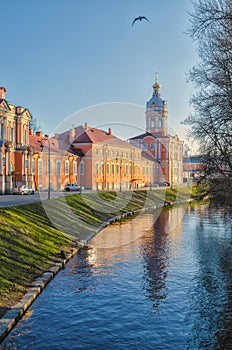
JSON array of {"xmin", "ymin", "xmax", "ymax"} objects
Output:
[
  {"xmin": 129, "ymin": 75, "xmax": 183, "ymax": 185},
  {"xmin": 0, "ymin": 87, "xmax": 34, "ymax": 194},
  {"xmin": 58, "ymin": 123, "xmax": 154, "ymax": 190}
]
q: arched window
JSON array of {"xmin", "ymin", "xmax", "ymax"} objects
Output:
[
  {"xmin": 65, "ymin": 160, "xmax": 70, "ymax": 175},
  {"xmin": 38, "ymin": 159, "xmax": 43, "ymax": 175},
  {"xmin": 56, "ymin": 159, "xmax": 61, "ymax": 175},
  {"xmin": 73, "ymin": 160, "xmax": 77, "ymax": 175},
  {"xmin": 80, "ymin": 160, "xmax": 84, "ymax": 175},
  {"xmin": 31, "ymin": 158, "xmax": 35, "ymax": 173}
]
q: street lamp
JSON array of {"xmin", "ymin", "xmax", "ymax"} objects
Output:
[{"xmin": 38, "ymin": 135, "xmax": 51, "ymax": 200}]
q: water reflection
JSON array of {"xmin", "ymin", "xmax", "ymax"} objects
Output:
[
  {"xmin": 188, "ymin": 205, "xmax": 232, "ymax": 349},
  {"xmin": 140, "ymin": 206, "xmax": 185, "ymax": 311},
  {"xmin": 1, "ymin": 204, "xmax": 232, "ymax": 350}
]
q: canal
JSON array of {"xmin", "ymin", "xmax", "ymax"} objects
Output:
[{"xmin": 1, "ymin": 203, "xmax": 232, "ymax": 349}]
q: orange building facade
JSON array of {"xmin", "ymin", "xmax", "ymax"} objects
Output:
[
  {"xmin": 58, "ymin": 123, "xmax": 154, "ymax": 190},
  {"xmin": 0, "ymin": 87, "xmax": 34, "ymax": 194},
  {"xmin": 0, "ymin": 87, "xmax": 79, "ymax": 194},
  {"xmin": 0, "ymin": 87, "xmax": 159, "ymax": 194}
]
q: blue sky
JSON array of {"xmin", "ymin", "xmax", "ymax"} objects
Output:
[{"xmin": 1, "ymin": 0, "xmax": 197, "ymax": 143}]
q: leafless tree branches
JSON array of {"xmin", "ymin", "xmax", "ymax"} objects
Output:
[{"xmin": 185, "ymin": 0, "xmax": 232, "ymax": 192}]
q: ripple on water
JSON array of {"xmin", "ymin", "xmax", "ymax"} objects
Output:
[{"xmin": 2, "ymin": 205, "xmax": 232, "ymax": 350}]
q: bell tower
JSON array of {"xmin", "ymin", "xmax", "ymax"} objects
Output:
[{"xmin": 145, "ymin": 73, "xmax": 168, "ymax": 136}]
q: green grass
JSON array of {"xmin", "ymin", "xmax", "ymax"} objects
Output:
[{"xmin": 0, "ymin": 185, "xmax": 206, "ymax": 313}]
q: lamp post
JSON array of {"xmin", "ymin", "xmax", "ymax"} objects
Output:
[{"xmin": 38, "ymin": 136, "xmax": 51, "ymax": 200}]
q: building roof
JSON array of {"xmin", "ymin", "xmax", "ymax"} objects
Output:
[
  {"xmin": 60, "ymin": 124, "xmax": 139, "ymax": 151},
  {"xmin": 29, "ymin": 134, "xmax": 74, "ymax": 156},
  {"xmin": 128, "ymin": 132, "xmax": 156, "ymax": 140},
  {"xmin": 129, "ymin": 131, "xmax": 170, "ymax": 141},
  {"xmin": 141, "ymin": 150, "xmax": 157, "ymax": 162}
]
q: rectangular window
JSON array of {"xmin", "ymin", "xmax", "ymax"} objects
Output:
[
  {"xmin": 111, "ymin": 163, "xmax": 114, "ymax": 174},
  {"xmin": 56, "ymin": 160, "xmax": 61, "ymax": 175},
  {"xmin": 38, "ymin": 159, "xmax": 43, "ymax": 175},
  {"xmin": 10, "ymin": 128, "xmax": 14, "ymax": 142},
  {"xmin": 73, "ymin": 161, "xmax": 77, "ymax": 175},
  {"xmin": 65, "ymin": 160, "xmax": 70, "ymax": 175},
  {"xmin": 80, "ymin": 161, "xmax": 84, "ymax": 175},
  {"xmin": 126, "ymin": 164, "xmax": 128, "ymax": 175},
  {"xmin": 24, "ymin": 129, "xmax": 27, "ymax": 144},
  {"xmin": 31, "ymin": 159, "xmax": 35, "ymax": 173},
  {"xmin": 0, "ymin": 124, "xmax": 4, "ymax": 140}
]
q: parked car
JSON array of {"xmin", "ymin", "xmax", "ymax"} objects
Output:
[
  {"xmin": 64, "ymin": 183, "xmax": 81, "ymax": 191},
  {"xmin": 13, "ymin": 185, "xmax": 35, "ymax": 195},
  {"xmin": 153, "ymin": 181, "xmax": 169, "ymax": 187}
]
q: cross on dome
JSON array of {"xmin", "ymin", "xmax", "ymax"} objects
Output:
[{"xmin": 152, "ymin": 72, "xmax": 161, "ymax": 89}]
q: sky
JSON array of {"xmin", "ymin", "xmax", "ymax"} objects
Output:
[{"xmin": 1, "ymin": 0, "xmax": 198, "ymax": 148}]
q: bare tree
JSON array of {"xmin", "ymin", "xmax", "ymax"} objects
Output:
[
  {"xmin": 29, "ymin": 116, "xmax": 41, "ymax": 133},
  {"xmin": 185, "ymin": 0, "xmax": 232, "ymax": 200}
]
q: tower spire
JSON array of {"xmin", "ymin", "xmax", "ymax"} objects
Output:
[
  {"xmin": 152, "ymin": 72, "xmax": 161, "ymax": 95},
  {"xmin": 155, "ymin": 72, "xmax": 158, "ymax": 84}
]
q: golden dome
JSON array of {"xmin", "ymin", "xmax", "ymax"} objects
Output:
[
  {"xmin": 153, "ymin": 72, "xmax": 160, "ymax": 89},
  {"xmin": 153, "ymin": 83, "xmax": 160, "ymax": 89}
]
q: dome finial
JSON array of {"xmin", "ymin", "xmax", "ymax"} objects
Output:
[
  {"xmin": 155, "ymin": 72, "xmax": 158, "ymax": 84},
  {"xmin": 152, "ymin": 72, "xmax": 161, "ymax": 89}
]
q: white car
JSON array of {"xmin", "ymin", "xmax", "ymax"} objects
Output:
[
  {"xmin": 13, "ymin": 185, "xmax": 35, "ymax": 195},
  {"xmin": 64, "ymin": 184, "xmax": 81, "ymax": 191}
]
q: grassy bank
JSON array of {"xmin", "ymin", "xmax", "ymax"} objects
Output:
[{"xmin": 0, "ymin": 185, "xmax": 204, "ymax": 317}]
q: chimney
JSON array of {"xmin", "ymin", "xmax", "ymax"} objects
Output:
[
  {"xmin": 0, "ymin": 87, "xmax": 6, "ymax": 100},
  {"xmin": 16, "ymin": 106, "xmax": 23, "ymax": 115},
  {"xmin": 36, "ymin": 131, "xmax": 43, "ymax": 137},
  {"xmin": 29, "ymin": 129, "xmax": 34, "ymax": 136},
  {"xmin": 108, "ymin": 128, "xmax": 112, "ymax": 135},
  {"xmin": 69, "ymin": 127, "xmax": 75, "ymax": 144},
  {"xmin": 84, "ymin": 122, "xmax": 88, "ymax": 131}
]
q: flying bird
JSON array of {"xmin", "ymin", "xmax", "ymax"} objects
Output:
[{"xmin": 131, "ymin": 16, "xmax": 150, "ymax": 26}]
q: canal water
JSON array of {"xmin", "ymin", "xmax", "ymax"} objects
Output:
[{"xmin": 1, "ymin": 203, "xmax": 232, "ymax": 349}]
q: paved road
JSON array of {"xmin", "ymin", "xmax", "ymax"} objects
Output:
[
  {"xmin": 0, "ymin": 184, "xmax": 191, "ymax": 208},
  {"xmin": 0, "ymin": 191, "xmax": 81, "ymax": 207}
]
